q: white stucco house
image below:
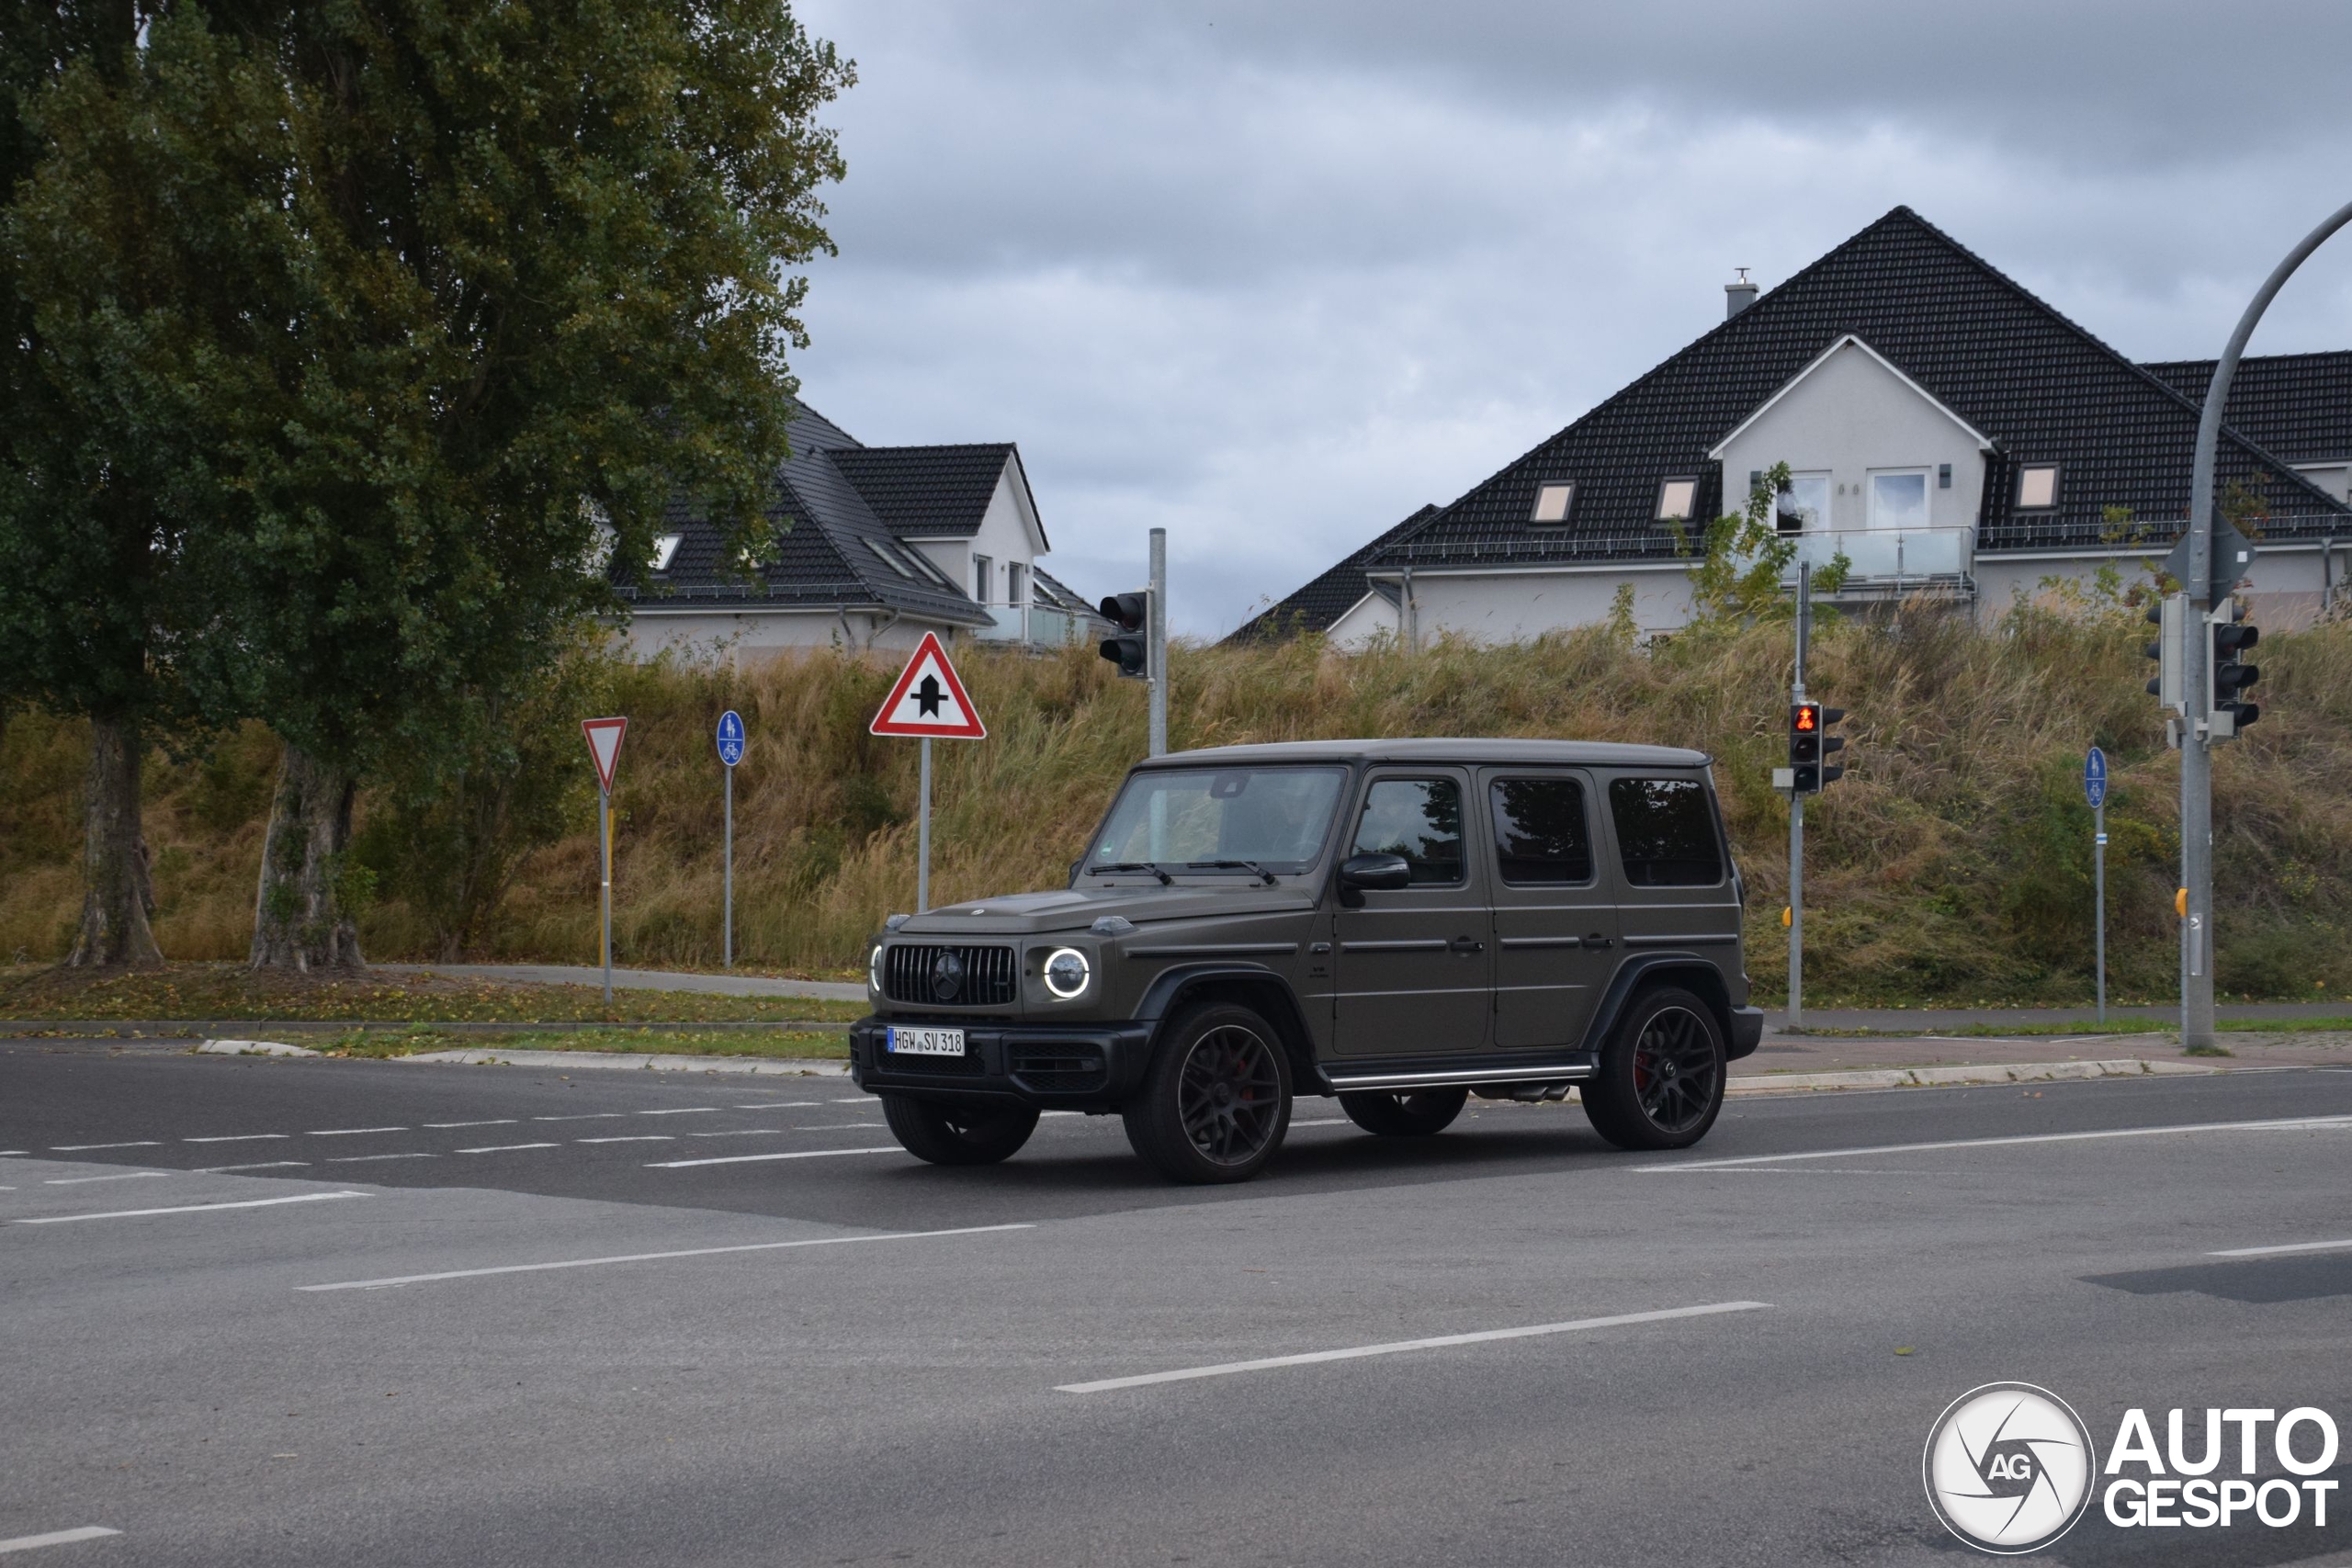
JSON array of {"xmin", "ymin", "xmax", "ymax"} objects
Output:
[
  {"xmin": 613, "ymin": 400, "xmax": 1105, "ymax": 659},
  {"xmin": 1232, "ymin": 208, "xmax": 2352, "ymax": 647}
]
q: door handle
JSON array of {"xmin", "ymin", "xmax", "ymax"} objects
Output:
[
  {"xmin": 1450, "ymin": 936, "xmax": 1485, "ymax": 954},
  {"xmin": 1582, "ymin": 933, "xmax": 1615, "ymax": 950}
]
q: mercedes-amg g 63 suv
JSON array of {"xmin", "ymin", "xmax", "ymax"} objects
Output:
[{"xmin": 850, "ymin": 739, "xmax": 1761, "ymax": 1183}]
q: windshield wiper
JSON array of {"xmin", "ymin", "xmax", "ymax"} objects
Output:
[
  {"xmin": 1185, "ymin": 860, "xmax": 1280, "ymax": 886},
  {"xmin": 1091, "ymin": 861, "xmax": 1171, "ymax": 885}
]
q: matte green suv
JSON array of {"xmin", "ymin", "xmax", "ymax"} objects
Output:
[{"xmin": 850, "ymin": 739, "xmax": 1762, "ymax": 1183}]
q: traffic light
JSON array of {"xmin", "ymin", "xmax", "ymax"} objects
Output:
[
  {"xmin": 2210, "ymin": 599, "xmax": 2260, "ymax": 740},
  {"xmin": 1098, "ymin": 590, "xmax": 1149, "ymax": 678},
  {"xmin": 2143, "ymin": 594, "xmax": 2186, "ymax": 711},
  {"xmin": 1788, "ymin": 702, "xmax": 1847, "ymax": 794}
]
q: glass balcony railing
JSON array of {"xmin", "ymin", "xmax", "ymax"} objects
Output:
[
  {"xmin": 972, "ymin": 605, "xmax": 1085, "ymax": 647},
  {"xmin": 1778, "ymin": 526, "xmax": 1971, "ymax": 584}
]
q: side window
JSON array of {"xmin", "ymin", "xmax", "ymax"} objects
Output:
[
  {"xmin": 1351, "ymin": 777, "xmax": 1464, "ymax": 886},
  {"xmin": 1608, "ymin": 777, "xmax": 1723, "ymax": 887},
  {"xmin": 1490, "ymin": 777, "xmax": 1592, "ymax": 886}
]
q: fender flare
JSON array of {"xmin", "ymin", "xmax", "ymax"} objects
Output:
[
  {"xmin": 1578, "ymin": 953, "xmax": 1741, "ymax": 1058},
  {"xmin": 1133, "ymin": 963, "xmax": 1320, "ymax": 1085}
]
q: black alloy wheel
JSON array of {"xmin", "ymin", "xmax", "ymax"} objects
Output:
[
  {"xmin": 1339, "ymin": 1086, "xmax": 1469, "ymax": 1136},
  {"xmin": 880, "ymin": 1095, "xmax": 1040, "ymax": 1166},
  {"xmin": 1123, "ymin": 1001, "xmax": 1293, "ymax": 1183},
  {"xmin": 1581, "ymin": 986, "xmax": 1726, "ymax": 1152}
]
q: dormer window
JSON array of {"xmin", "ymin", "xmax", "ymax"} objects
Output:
[
  {"xmin": 649, "ymin": 534, "xmax": 683, "ymax": 572},
  {"xmin": 1656, "ymin": 478, "xmax": 1698, "ymax": 522},
  {"xmin": 1530, "ymin": 481, "xmax": 1575, "ymax": 525},
  {"xmin": 2015, "ymin": 465, "xmax": 2060, "ymax": 511}
]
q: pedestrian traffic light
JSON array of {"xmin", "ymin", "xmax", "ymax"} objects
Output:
[
  {"xmin": 1098, "ymin": 590, "xmax": 1149, "ymax": 678},
  {"xmin": 2210, "ymin": 599, "xmax": 2260, "ymax": 739},
  {"xmin": 1788, "ymin": 702, "xmax": 1847, "ymax": 793}
]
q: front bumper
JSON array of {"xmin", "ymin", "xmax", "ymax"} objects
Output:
[
  {"xmin": 1726, "ymin": 1005, "xmax": 1765, "ymax": 1061},
  {"xmin": 849, "ymin": 1016, "xmax": 1157, "ymax": 1108}
]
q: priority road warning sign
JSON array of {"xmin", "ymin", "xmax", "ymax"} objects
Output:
[{"xmin": 870, "ymin": 632, "xmax": 986, "ymax": 739}]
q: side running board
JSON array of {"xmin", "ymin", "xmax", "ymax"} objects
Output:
[{"xmin": 1320, "ymin": 1057, "xmax": 1596, "ymax": 1094}]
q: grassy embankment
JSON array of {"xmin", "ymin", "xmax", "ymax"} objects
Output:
[{"xmin": 6, "ymin": 604, "xmax": 2352, "ymax": 1009}]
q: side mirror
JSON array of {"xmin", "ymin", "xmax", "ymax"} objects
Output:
[{"xmin": 1337, "ymin": 852, "xmax": 1411, "ymax": 907}]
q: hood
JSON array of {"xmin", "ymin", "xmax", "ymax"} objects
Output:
[{"xmin": 896, "ymin": 882, "xmax": 1316, "ymax": 937}]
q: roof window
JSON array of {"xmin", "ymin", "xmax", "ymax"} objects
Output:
[
  {"xmin": 2015, "ymin": 465, "xmax": 2060, "ymax": 510},
  {"xmin": 1530, "ymin": 481, "xmax": 1575, "ymax": 525},
  {"xmin": 865, "ymin": 538, "xmax": 915, "ymax": 578},
  {"xmin": 1656, "ymin": 478, "xmax": 1699, "ymax": 522},
  {"xmin": 649, "ymin": 534, "xmax": 683, "ymax": 572}
]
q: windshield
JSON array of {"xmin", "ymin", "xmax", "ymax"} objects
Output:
[{"xmin": 1090, "ymin": 766, "xmax": 1347, "ymax": 874}]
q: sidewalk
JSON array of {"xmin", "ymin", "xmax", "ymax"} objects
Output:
[
  {"xmin": 377, "ymin": 962, "xmax": 865, "ymax": 1003},
  {"xmin": 1763, "ymin": 1001, "xmax": 2352, "ymax": 1032}
]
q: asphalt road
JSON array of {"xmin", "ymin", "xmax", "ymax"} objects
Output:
[{"xmin": 5, "ymin": 1039, "xmax": 2350, "ymax": 1567}]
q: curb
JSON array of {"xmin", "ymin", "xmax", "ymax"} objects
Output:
[
  {"xmin": 198, "ymin": 1038, "xmax": 320, "ymax": 1058},
  {"xmin": 1725, "ymin": 1057, "xmax": 2222, "ymax": 1096},
  {"xmin": 399, "ymin": 1047, "xmax": 851, "ymax": 1077}
]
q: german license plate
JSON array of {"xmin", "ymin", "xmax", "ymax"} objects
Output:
[{"xmin": 887, "ymin": 1026, "xmax": 967, "ymax": 1057}]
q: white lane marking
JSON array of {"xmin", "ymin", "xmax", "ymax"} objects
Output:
[
  {"xmin": 1056, "ymin": 1301, "xmax": 1772, "ymax": 1393},
  {"xmin": 1289, "ymin": 1118, "xmax": 1349, "ymax": 1127},
  {"xmin": 637, "ymin": 1107, "xmax": 718, "ymax": 1116},
  {"xmin": 790, "ymin": 1123, "xmax": 885, "ymax": 1132},
  {"xmin": 198, "ymin": 1161, "xmax": 310, "ymax": 1173},
  {"xmin": 424, "ymin": 1120, "xmax": 516, "ymax": 1129},
  {"xmin": 1040, "ymin": 1111, "xmax": 1083, "ymax": 1118},
  {"xmin": 0, "ymin": 1151, "xmax": 27, "ymax": 1156},
  {"xmin": 50, "ymin": 1142, "xmax": 160, "ymax": 1152},
  {"xmin": 16, "ymin": 1191, "xmax": 366, "ymax": 1225},
  {"xmin": 307, "ymin": 1127, "xmax": 406, "ymax": 1137},
  {"xmin": 532, "ymin": 1113, "xmax": 626, "ymax": 1122},
  {"xmin": 455, "ymin": 1143, "xmax": 558, "ymax": 1155},
  {"xmin": 649, "ymin": 1146, "xmax": 900, "ymax": 1168},
  {"xmin": 1637, "ymin": 1113, "xmax": 2352, "ymax": 1172},
  {"xmin": 686, "ymin": 1129, "xmax": 789, "ymax": 1138},
  {"xmin": 326, "ymin": 1153, "xmax": 436, "ymax": 1164},
  {"xmin": 43, "ymin": 1171, "xmax": 166, "ymax": 1186},
  {"xmin": 184, "ymin": 1134, "xmax": 288, "ymax": 1144},
  {"xmin": 0, "ymin": 1526, "xmax": 124, "ymax": 1555},
  {"xmin": 829, "ymin": 1097, "xmax": 869, "ymax": 1104},
  {"xmin": 2211, "ymin": 1237, "xmax": 2352, "ymax": 1258},
  {"xmin": 576, "ymin": 1135, "xmax": 673, "ymax": 1144},
  {"xmin": 299, "ymin": 1222, "xmax": 1036, "ymax": 1292},
  {"xmin": 733, "ymin": 1101, "xmax": 820, "ymax": 1110}
]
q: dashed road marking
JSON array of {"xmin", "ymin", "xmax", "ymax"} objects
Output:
[
  {"xmin": 307, "ymin": 1127, "xmax": 407, "ymax": 1137},
  {"xmin": 456, "ymin": 1143, "xmax": 558, "ymax": 1155},
  {"xmin": 50, "ymin": 1142, "xmax": 160, "ymax": 1152},
  {"xmin": 1636, "ymin": 1112, "xmax": 2352, "ymax": 1171},
  {"xmin": 532, "ymin": 1113, "xmax": 627, "ymax": 1122},
  {"xmin": 792, "ymin": 1123, "xmax": 885, "ymax": 1132},
  {"xmin": 636, "ymin": 1108, "xmax": 718, "ymax": 1116},
  {"xmin": 184, "ymin": 1134, "xmax": 288, "ymax": 1144},
  {"xmin": 0, "ymin": 1525, "xmax": 124, "ymax": 1555},
  {"xmin": 327, "ymin": 1153, "xmax": 436, "ymax": 1164},
  {"xmin": 298, "ymin": 1223, "xmax": 1035, "ymax": 1292},
  {"xmin": 198, "ymin": 1161, "xmax": 310, "ymax": 1173},
  {"xmin": 424, "ymin": 1120, "xmax": 516, "ymax": 1129},
  {"xmin": 649, "ymin": 1146, "xmax": 900, "ymax": 1168},
  {"xmin": 576, "ymin": 1135, "xmax": 673, "ymax": 1145},
  {"xmin": 43, "ymin": 1171, "xmax": 166, "ymax": 1187},
  {"xmin": 16, "ymin": 1191, "xmax": 366, "ymax": 1225},
  {"xmin": 2211, "ymin": 1236, "xmax": 2352, "ymax": 1258},
  {"xmin": 686, "ymin": 1129, "xmax": 789, "ymax": 1138},
  {"xmin": 733, "ymin": 1101, "xmax": 820, "ymax": 1110}
]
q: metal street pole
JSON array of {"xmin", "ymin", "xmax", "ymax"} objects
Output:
[
  {"xmin": 1148, "ymin": 527, "xmax": 1169, "ymax": 758},
  {"xmin": 917, "ymin": 736, "xmax": 932, "ymax": 913},
  {"xmin": 2094, "ymin": 801, "xmax": 2108, "ymax": 1024},
  {"xmin": 599, "ymin": 785, "xmax": 613, "ymax": 1007},
  {"xmin": 723, "ymin": 763, "xmax": 733, "ymax": 970},
  {"xmin": 1789, "ymin": 564, "xmax": 1810, "ymax": 1031},
  {"xmin": 2180, "ymin": 197, "xmax": 2352, "ymax": 1050}
]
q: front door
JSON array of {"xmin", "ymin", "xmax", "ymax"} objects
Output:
[
  {"xmin": 1332, "ymin": 770, "xmax": 1491, "ymax": 1056},
  {"xmin": 1481, "ymin": 769, "xmax": 1620, "ymax": 1052}
]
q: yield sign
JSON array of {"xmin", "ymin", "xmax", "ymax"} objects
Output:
[
  {"xmin": 870, "ymin": 632, "xmax": 986, "ymax": 739},
  {"xmin": 581, "ymin": 716, "xmax": 628, "ymax": 793}
]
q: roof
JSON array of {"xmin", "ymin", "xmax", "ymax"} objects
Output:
[
  {"xmin": 1143, "ymin": 738, "xmax": 1712, "ymax": 769},
  {"xmin": 2141, "ymin": 351, "xmax": 2352, "ymax": 464},
  {"xmin": 1357, "ymin": 207, "xmax": 2350, "ymax": 578},
  {"xmin": 1031, "ymin": 565, "xmax": 1106, "ymax": 623},
  {"xmin": 1223, "ymin": 504, "xmax": 1440, "ymax": 645},
  {"xmin": 615, "ymin": 400, "xmax": 994, "ymax": 626},
  {"xmin": 827, "ymin": 442, "xmax": 1044, "ymax": 547}
]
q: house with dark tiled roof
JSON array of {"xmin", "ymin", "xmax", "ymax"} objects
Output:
[
  {"xmin": 615, "ymin": 400, "xmax": 1098, "ymax": 658},
  {"xmin": 1237, "ymin": 208, "xmax": 2352, "ymax": 646}
]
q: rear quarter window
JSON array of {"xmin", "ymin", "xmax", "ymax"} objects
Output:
[{"xmin": 1608, "ymin": 776, "xmax": 1723, "ymax": 887}]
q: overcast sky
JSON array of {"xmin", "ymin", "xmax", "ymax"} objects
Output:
[{"xmin": 786, "ymin": 0, "xmax": 2352, "ymax": 637}]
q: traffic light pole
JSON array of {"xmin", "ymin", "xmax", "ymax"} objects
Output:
[
  {"xmin": 1148, "ymin": 527, "xmax": 1168, "ymax": 758},
  {"xmin": 2179, "ymin": 198, "xmax": 2352, "ymax": 1051},
  {"xmin": 1788, "ymin": 565, "xmax": 1810, "ymax": 1031}
]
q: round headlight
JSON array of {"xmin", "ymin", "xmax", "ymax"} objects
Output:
[
  {"xmin": 1043, "ymin": 946, "xmax": 1091, "ymax": 999},
  {"xmin": 868, "ymin": 944, "xmax": 884, "ymax": 993}
]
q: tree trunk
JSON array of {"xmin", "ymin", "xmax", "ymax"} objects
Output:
[
  {"xmin": 250, "ymin": 744, "xmax": 365, "ymax": 972},
  {"xmin": 66, "ymin": 714, "xmax": 164, "ymax": 969}
]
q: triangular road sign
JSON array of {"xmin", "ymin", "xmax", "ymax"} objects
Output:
[
  {"xmin": 871, "ymin": 632, "xmax": 987, "ymax": 739},
  {"xmin": 582, "ymin": 716, "xmax": 628, "ymax": 793}
]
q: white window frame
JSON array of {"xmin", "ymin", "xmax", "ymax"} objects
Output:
[
  {"xmin": 649, "ymin": 534, "xmax": 684, "ymax": 572},
  {"xmin": 1866, "ymin": 468, "xmax": 1931, "ymax": 531},
  {"xmin": 1655, "ymin": 478, "xmax": 1699, "ymax": 523},
  {"xmin": 973, "ymin": 554, "xmax": 994, "ymax": 605},
  {"xmin": 1006, "ymin": 561, "xmax": 1027, "ymax": 608},
  {"xmin": 2014, "ymin": 464, "xmax": 2061, "ymax": 511},
  {"xmin": 1530, "ymin": 481, "xmax": 1575, "ymax": 525}
]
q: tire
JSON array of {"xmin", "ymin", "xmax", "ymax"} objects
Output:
[
  {"xmin": 1122, "ymin": 1001, "xmax": 1293, "ymax": 1183},
  {"xmin": 1581, "ymin": 987, "xmax": 1727, "ymax": 1152},
  {"xmin": 880, "ymin": 1095, "xmax": 1040, "ymax": 1166},
  {"xmin": 1339, "ymin": 1087, "xmax": 1469, "ymax": 1137}
]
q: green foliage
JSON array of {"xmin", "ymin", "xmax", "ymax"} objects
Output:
[{"xmin": 1680, "ymin": 462, "xmax": 1849, "ymax": 629}]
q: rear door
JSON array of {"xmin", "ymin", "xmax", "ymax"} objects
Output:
[
  {"xmin": 1480, "ymin": 769, "xmax": 1620, "ymax": 1052},
  {"xmin": 1332, "ymin": 769, "xmax": 1491, "ymax": 1056},
  {"xmin": 1594, "ymin": 769, "xmax": 1742, "ymax": 963}
]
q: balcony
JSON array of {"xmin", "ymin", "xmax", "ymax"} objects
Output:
[
  {"xmin": 1778, "ymin": 526, "xmax": 1972, "ymax": 588},
  {"xmin": 971, "ymin": 604, "xmax": 1094, "ymax": 648}
]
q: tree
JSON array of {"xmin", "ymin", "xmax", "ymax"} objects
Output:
[
  {"xmin": 5, "ymin": 2, "xmax": 853, "ymax": 971},
  {"xmin": 1675, "ymin": 462, "xmax": 1850, "ymax": 628}
]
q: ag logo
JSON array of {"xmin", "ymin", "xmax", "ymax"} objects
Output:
[{"xmin": 1924, "ymin": 1382, "xmax": 2098, "ymax": 1554}]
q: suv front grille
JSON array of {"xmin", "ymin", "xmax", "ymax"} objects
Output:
[{"xmin": 882, "ymin": 942, "xmax": 1018, "ymax": 1007}]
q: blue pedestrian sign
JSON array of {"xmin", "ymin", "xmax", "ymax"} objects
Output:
[
  {"xmin": 716, "ymin": 709, "xmax": 746, "ymax": 768},
  {"xmin": 2084, "ymin": 746, "xmax": 2107, "ymax": 809}
]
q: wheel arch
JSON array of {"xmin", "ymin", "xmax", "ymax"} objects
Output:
[
  {"xmin": 1136, "ymin": 964, "xmax": 1322, "ymax": 1092},
  {"xmin": 1581, "ymin": 954, "xmax": 1736, "ymax": 1055}
]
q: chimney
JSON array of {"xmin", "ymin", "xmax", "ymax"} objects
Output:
[{"xmin": 1724, "ymin": 267, "xmax": 1758, "ymax": 320}]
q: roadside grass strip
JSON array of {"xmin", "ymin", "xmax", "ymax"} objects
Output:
[
  {"xmin": 15, "ymin": 1190, "xmax": 366, "ymax": 1224},
  {"xmin": 2211, "ymin": 1237, "xmax": 2352, "ymax": 1257},
  {"xmin": 298, "ymin": 1222, "xmax": 1035, "ymax": 1292},
  {"xmin": 1634, "ymin": 1112, "xmax": 2352, "ymax": 1171},
  {"xmin": 1056, "ymin": 1301, "xmax": 1771, "ymax": 1393},
  {"xmin": 0, "ymin": 1526, "xmax": 122, "ymax": 1555}
]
